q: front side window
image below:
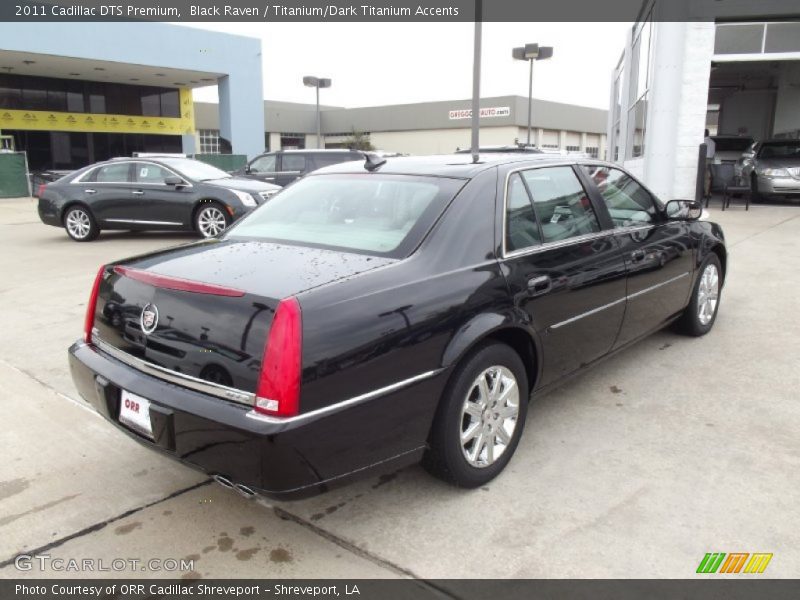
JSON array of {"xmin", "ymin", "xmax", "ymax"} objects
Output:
[
  {"xmin": 134, "ymin": 163, "xmax": 173, "ymax": 184},
  {"xmin": 505, "ymin": 172, "xmax": 541, "ymax": 252},
  {"xmin": 227, "ymin": 174, "xmax": 464, "ymax": 257},
  {"xmin": 94, "ymin": 163, "xmax": 130, "ymax": 183},
  {"xmin": 521, "ymin": 167, "xmax": 600, "ymax": 243},
  {"xmin": 281, "ymin": 155, "xmax": 306, "ymax": 172},
  {"xmin": 582, "ymin": 166, "xmax": 658, "ymax": 227},
  {"xmin": 249, "ymin": 154, "xmax": 276, "ymax": 173}
]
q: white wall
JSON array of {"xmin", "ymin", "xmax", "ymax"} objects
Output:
[
  {"xmin": 774, "ymin": 61, "xmax": 800, "ymax": 137},
  {"xmin": 369, "ymin": 126, "xmax": 521, "ymax": 155},
  {"xmin": 719, "ymin": 90, "xmax": 775, "ymax": 140}
]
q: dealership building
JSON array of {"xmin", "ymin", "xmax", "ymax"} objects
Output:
[
  {"xmin": 610, "ymin": 2, "xmax": 800, "ymax": 201},
  {"xmin": 0, "ymin": 22, "xmax": 265, "ymax": 171},
  {"xmin": 194, "ymin": 95, "xmax": 608, "ymax": 158}
]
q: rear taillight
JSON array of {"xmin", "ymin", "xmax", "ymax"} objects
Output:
[
  {"xmin": 84, "ymin": 265, "xmax": 106, "ymax": 344},
  {"xmin": 254, "ymin": 297, "xmax": 302, "ymax": 418},
  {"xmin": 37, "ymin": 184, "xmax": 46, "ymax": 198}
]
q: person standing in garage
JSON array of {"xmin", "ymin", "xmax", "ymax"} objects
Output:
[{"xmin": 704, "ymin": 129, "xmax": 716, "ymax": 200}]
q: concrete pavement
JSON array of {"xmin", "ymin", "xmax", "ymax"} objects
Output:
[{"xmin": 0, "ymin": 196, "xmax": 797, "ymax": 579}]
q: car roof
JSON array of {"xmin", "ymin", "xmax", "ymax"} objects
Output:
[
  {"xmin": 311, "ymin": 153, "xmax": 594, "ymax": 179},
  {"xmin": 275, "ymin": 149, "xmax": 364, "ymax": 154}
]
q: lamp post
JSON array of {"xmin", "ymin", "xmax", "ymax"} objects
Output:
[
  {"xmin": 303, "ymin": 76, "xmax": 331, "ymax": 149},
  {"xmin": 512, "ymin": 43, "xmax": 553, "ymax": 147}
]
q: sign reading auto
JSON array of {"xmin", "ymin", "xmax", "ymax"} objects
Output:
[{"xmin": 449, "ymin": 107, "xmax": 511, "ymax": 120}]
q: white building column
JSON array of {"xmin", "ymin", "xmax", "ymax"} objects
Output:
[
  {"xmin": 580, "ymin": 132, "xmax": 587, "ymax": 151},
  {"xmin": 268, "ymin": 132, "xmax": 281, "ymax": 151},
  {"xmin": 643, "ymin": 21, "xmax": 715, "ymax": 200}
]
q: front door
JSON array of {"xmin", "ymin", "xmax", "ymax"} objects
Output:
[
  {"xmin": 580, "ymin": 165, "xmax": 694, "ymax": 347},
  {"xmin": 245, "ymin": 153, "xmax": 278, "ymax": 184},
  {"xmin": 130, "ymin": 162, "xmax": 191, "ymax": 227},
  {"xmin": 500, "ymin": 165, "xmax": 627, "ymax": 386}
]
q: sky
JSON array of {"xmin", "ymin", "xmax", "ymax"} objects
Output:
[{"xmin": 181, "ymin": 22, "xmax": 631, "ymax": 110}]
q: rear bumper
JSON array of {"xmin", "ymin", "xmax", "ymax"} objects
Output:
[
  {"xmin": 37, "ymin": 197, "xmax": 61, "ymax": 227},
  {"xmin": 68, "ymin": 341, "xmax": 439, "ymax": 499}
]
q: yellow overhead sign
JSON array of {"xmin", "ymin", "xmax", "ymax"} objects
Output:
[{"xmin": 0, "ymin": 89, "xmax": 194, "ymax": 136}]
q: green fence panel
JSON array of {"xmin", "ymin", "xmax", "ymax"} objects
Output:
[
  {"xmin": 0, "ymin": 152, "xmax": 30, "ymax": 198},
  {"xmin": 193, "ymin": 154, "xmax": 247, "ymax": 172}
]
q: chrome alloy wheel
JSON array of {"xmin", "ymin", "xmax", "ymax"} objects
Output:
[
  {"xmin": 697, "ymin": 263, "xmax": 720, "ymax": 326},
  {"xmin": 197, "ymin": 206, "xmax": 227, "ymax": 237},
  {"xmin": 66, "ymin": 208, "xmax": 91, "ymax": 239},
  {"xmin": 460, "ymin": 365, "xmax": 520, "ymax": 468}
]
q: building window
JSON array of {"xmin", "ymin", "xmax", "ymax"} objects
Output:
[
  {"xmin": 0, "ymin": 74, "xmax": 181, "ymax": 118},
  {"xmin": 198, "ymin": 129, "xmax": 221, "ymax": 154},
  {"xmin": 626, "ymin": 8, "xmax": 653, "ymax": 159},
  {"xmin": 280, "ymin": 133, "xmax": 306, "ymax": 150},
  {"xmin": 610, "ymin": 55, "xmax": 623, "ymax": 162},
  {"xmin": 585, "ymin": 146, "xmax": 599, "ymax": 158},
  {"xmin": 565, "ymin": 145, "xmax": 581, "ymax": 152},
  {"xmin": 541, "ymin": 144, "xmax": 559, "ymax": 149}
]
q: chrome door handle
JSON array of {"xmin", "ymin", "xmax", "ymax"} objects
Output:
[
  {"xmin": 132, "ymin": 190, "xmax": 145, "ymax": 196},
  {"xmin": 527, "ymin": 275, "xmax": 552, "ymax": 296},
  {"xmin": 84, "ymin": 189, "xmax": 96, "ymax": 194}
]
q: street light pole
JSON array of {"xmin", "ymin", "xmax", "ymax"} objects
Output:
[
  {"xmin": 470, "ymin": 0, "xmax": 482, "ymax": 163},
  {"xmin": 527, "ymin": 58, "xmax": 533, "ymax": 146},
  {"xmin": 513, "ymin": 44, "xmax": 553, "ymax": 148},
  {"xmin": 303, "ymin": 76, "xmax": 332, "ymax": 149}
]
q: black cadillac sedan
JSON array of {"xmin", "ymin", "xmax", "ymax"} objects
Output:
[
  {"xmin": 68, "ymin": 154, "xmax": 726, "ymax": 499},
  {"xmin": 38, "ymin": 157, "xmax": 281, "ymax": 241}
]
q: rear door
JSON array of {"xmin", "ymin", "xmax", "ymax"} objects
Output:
[
  {"xmin": 83, "ymin": 162, "xmax": 135, "ymax": 224},
  {"xmin": 275, "ymin": 153, "xmax": 306, "ymax": 186},
  {"xmin": 580, "ymin": 165, "xmax": 694, "ymax": 347},
  {"xmin": 500, "ymin": 165, "xmax": 627, "ymax": 386},
  {"xmin": 130, "ymin": 162, "xmax": 192, "ymax": 227}
]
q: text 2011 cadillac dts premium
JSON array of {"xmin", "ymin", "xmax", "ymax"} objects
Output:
[{"xmin": 69, "ymin": 154, "xmax": 726, "ymax": 499}]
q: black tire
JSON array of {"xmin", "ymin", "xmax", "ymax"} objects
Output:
[
  {"xmin": 194, "ymin": 201, "xmax": 231, "ymax": 239},
  {"xmin": 675, "ymin": 253, "xmax": 722, "ymax": 337},
  {"xmin": 63, "ymin": 205, "xmax": 99, "ymax": 242},
  {"xmin": 423, "ymin": 342, "xmax": 529, "ymax": 488}
]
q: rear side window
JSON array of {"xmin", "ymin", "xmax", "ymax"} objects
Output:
[
  {"xmin": 521, "ymin": 167, "xmax": 600, "ymax": 243},
  {"xmin": 226, "ymin": 174, "xmax": 464, "ymax": 258},
  {"xmin": 281, "ymin": 155, "xmax": 306, "ymax": 172},
  {"xmin": 93, "ymin": 163, "xmax": 130, "ymax": 183},
  {"xmin": 505, "ymin": 173, "xmax": 541, "ymax": 252},
  {"xmin": 581, "ymin": 165, "xmax": 658, "ymax": 228}
]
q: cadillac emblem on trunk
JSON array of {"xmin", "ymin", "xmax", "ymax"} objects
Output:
[{"xmin": 140, "ymin": 303, "xmax": 159, "ymax": 334}]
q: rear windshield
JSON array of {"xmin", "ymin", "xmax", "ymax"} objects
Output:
[
  {"xmin": 758, "ymin": 141, "xmax": 800, "ymax": 159},
  {"xmin": 225, "ymin": 174, "xmax": 465, "ymax": 257}
]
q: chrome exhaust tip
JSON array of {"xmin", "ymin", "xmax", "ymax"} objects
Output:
[
  {"xmin": 213, "ymin": 474, "xmax": 234, "ymax": 489},
  {"xmin": 234, "ymin": 483, "xmax": 257, "ymax": 499}
]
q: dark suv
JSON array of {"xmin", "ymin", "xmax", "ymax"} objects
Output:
[{"xmin": 235, "ymin": 149, "xmax": 366, "ymax": 187}]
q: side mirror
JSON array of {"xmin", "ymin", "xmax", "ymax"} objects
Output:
[
  {"xmin": 665, "ymin": 199, "xmax": 702, "ymax": 221},
  {"xmin": 164, "ymin": 176, "xmax": 183, "ymax": 186}
]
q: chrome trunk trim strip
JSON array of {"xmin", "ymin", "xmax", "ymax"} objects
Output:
[{"xmin": 93, "ymin": 336, "xmax": 254, "ymax": 406}]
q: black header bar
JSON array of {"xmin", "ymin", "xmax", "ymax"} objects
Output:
[{"xmin": 3, "ymin": 0, "xmax": 800, "ymax": 22}]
